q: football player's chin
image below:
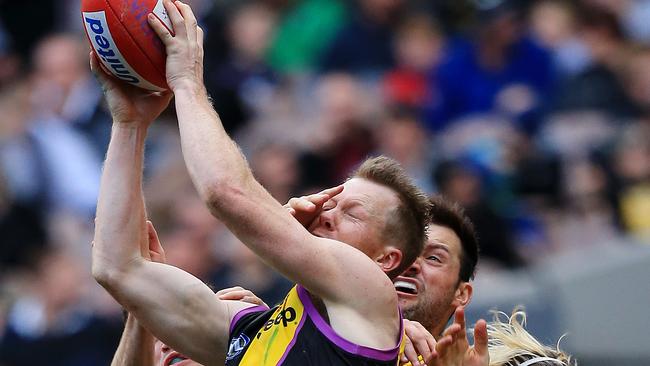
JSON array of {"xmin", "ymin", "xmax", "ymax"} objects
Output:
[{"xmin": 396, "ymin": 291, "xmax": 418, "ymax": 309}]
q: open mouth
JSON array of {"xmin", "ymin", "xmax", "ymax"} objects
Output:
[{"xmin": 394, "ymin": 280, "xmax": 418, "ymax": 295}]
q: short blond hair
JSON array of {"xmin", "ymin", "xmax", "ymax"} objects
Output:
[{"xmin": 487, "ymin": 309, "xmax": 575, "ymax": 366}]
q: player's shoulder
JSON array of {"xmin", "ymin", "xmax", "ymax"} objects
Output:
[{"xmin": 310, "ymin": 237, "xmax": 399, "ymax": 315}]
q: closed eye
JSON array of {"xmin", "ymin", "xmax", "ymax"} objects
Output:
[
  {"xmin": 347, "ymin": 208, "xmax": 370, "ymax": 221},
  {"xmin": 346, "ymin": 212, "xmax": 359, "ymax": 220}
]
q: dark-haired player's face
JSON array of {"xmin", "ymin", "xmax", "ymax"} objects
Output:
[
  {"xmin": 154, "ymin": 339, "xmax": 203, "ymax": 366},
  {"xmin": 308, "ymin": 178, "xmax": 398, "ymax": 259},
  {"xmin": 395, "ymin": 225, "xmax": 469, "ymax": 332}
]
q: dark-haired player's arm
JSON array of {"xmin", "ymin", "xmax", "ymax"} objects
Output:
[
  {"xmin": 148, "ymin": 1, "xmax": 399, "ymax": 350},
  {"xmin": 111, "ymin": 314, "xmax": 154, "ymax": 366}
]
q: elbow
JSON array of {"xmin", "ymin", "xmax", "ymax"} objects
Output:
[
  {"xmin": 92, "ymin": 262, "xmax": 118, "ymax": 289},
  {"xmin": 203, "ymin": 179, "xmax": 250, "ymax": 216},
  {"xmin": 93, "ymin": 262, "xmax": 137, "ymax": 297},
  {"xmin": 91, "ymin": 253, "xmax": 128, "ymax": 290}
]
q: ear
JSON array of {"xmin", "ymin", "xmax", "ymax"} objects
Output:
[
  {"xmin": 452, "ymin": 281, "xmax": 473, "ymax": 308},
  {"xmin": 147, "ymin": 220, "xmax": 166, "ymax": 264},
  {"xmin": 375, "ymin": 247, "xmax": 402, "ymax": 275}
]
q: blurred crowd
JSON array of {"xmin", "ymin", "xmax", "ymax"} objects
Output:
[{"xmin": 0, "ymin": 0, "xmax": 649, "ymax": 364}]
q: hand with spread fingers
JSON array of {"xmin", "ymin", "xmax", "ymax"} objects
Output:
[
  {"xmin": 400, "ymin": 319, "xmax": 455, "ymax": 366},
  {"xmin": 430, "ymin": 307, "xmax": 489, "ymax": 366},
  {"xmin": 89, "ymin": 52, "xmax": 172, "ymax": 126},
  {"xmin": 147, "ymin": 0, "xmax": 205, "ymax": 93}
]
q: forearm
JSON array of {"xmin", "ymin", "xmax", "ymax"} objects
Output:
[
  {"xmin": 171, "ymin": 86, "xmax": 312, "ymax": 266},
  {"xmin": 111, "ymin": 314, "xmax": 154, "ymax": 366},
  {"xmin": 93, "ymin": 123, "xmax": 148, "ymax": 282},
  {"xmin": 173, "ymin": 86, "xmax": 255, "ymax": 206}
]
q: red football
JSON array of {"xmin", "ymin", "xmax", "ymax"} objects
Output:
[{"xmin": 81, "ymin": 0, "xmax": 173, "ymax": 91}]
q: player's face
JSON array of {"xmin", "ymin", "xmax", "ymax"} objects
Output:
[
  {"xmin": 308, "ymin": 178, "xmax": 399, "ymax": 258},
  {"xmin": 395, "ymin": 225, "xmax": 467, "ymax": 331},
  {"xmin": 154, "ymin": 339, "xmax": 202, "ymax": 366}
]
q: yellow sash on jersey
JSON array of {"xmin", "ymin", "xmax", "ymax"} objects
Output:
[{"xmin": 239, "ymin": 286, "xmax": 305, "ymax": 365}]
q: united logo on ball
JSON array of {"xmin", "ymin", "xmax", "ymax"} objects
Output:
[{"xmin": 81, "ymin": 0, "xmax": 173, "ymax": 91}]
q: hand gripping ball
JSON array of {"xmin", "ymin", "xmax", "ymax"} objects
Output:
[{"xmin": 81, "ymin": 0, "xmax": 173, "ymax": 91}]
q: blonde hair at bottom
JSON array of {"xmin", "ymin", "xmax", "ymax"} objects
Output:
[{"xmin": 485, "ymin": 308, "xmax": 575, "ymax": 366}]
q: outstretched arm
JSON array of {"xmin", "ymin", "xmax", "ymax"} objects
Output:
[
  {"xmin": 110, "ymin": 222, "xmax": 165, "ymax": 366},
  {"xmin": 148, "ymin": 1, "xmax": 397, "ymax": 327},
  {"xmin": 90, "ymin": 52, "xmax": 251, "ymax": 365}
]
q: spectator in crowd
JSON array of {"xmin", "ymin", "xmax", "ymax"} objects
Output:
[
  {"xmin": 374, "ymin": 111, "xmax": 434, "ymax": 193},
  {"xmin": 382, "ymin": 13, "xmax": 445, "ymax": 115},
  {"xmin": 319, "ymin": 0, "xmax": 406, "ymax": 75},
  {"xmin": 551, "ymin": 5, "xmax": 638, "ymax": 118},
  {"xmin": 611, "ymin": 123, "xmax": 650, "ymax": 238},
  {"xmin": 426, "ymin": 0, "xmax": 553, "ymax": 133},
  {"xmin": 528, "ymin": 0, "xmax": 591, "ymax": 78},
  {"xmin": 205, "ymin": 2, "xmax": 278, "ymax": 135},
  {"xmin": 434, "ymin": 160, "xmax": 524, "ymax": 269},
  {"xmin": 250, "ymin": 143, "xmax": 300, "ymax": 204},
  {"xmin": 0, "ymin": 34, "xmax": 104, "ymax": 216},
  {"xmin": 0, "ymin": 249, "xmax": 122, "ymax": 366},
  {"xmin": 0, "ymin": 22, "xmax": 20, "ymax": 89},
  {"xmin": 623, "ymin": 46, "xmax": 650, "ymax": 115},
  {"xmin": 582, "ymin": 0, "xmax": 650, "ymax": 42},
  {"xmin": 0, "ymin": 1, "xmax": 57, "ymax": 61},
  {"xmin": 266, "ymin": 0, "xmax": 349, "ymax": 74},
  {"xmin": 0, "ymin": 80, "xmax": 43, "ymax": 209},
  {"xmin": 0, "ymin": 81, "xmax": 49, "ymax": 271},
  {"xmin": 0, "ymin": 167, "xmax": 47, "ymax": 271},
  {"xmin": 298, "ymin": 73, "xmax": 376, "ymax": 191}
]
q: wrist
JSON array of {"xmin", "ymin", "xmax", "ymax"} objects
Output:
[
  {"xmin": 113, "ymin": 120, "xmax": 140, "ymax": 127},
  {"xmin": 170, "ymin": 78, "xmax": 206, "ymax": 96},
  {"xmin": 113, "ymin": 120, "xmax": 152, "ymax": 131},
  {"xmin": 111, "ymin": 121, "xmax": 149, "ymax": 144}
]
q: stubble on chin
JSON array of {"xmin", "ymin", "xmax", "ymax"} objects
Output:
[{"xmin": 403, "ymin": 294, "xmax": 453, "ymax": 334}]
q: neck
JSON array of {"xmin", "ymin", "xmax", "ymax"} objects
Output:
[{"xmin": 429, "ymin": 318, "xmax": 449, "ymax": 338}]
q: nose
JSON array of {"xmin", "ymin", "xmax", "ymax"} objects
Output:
[
  {"xmin": 402, "ymin": 257, "xmax": 422, "ymax": 276},
  {"xmin": 161, "ymin": 343, "xmax": 171, "ymax": 354},
  {"xmin": 318, "ymin": 208, "xmax": 335, "ymax": 231}
]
